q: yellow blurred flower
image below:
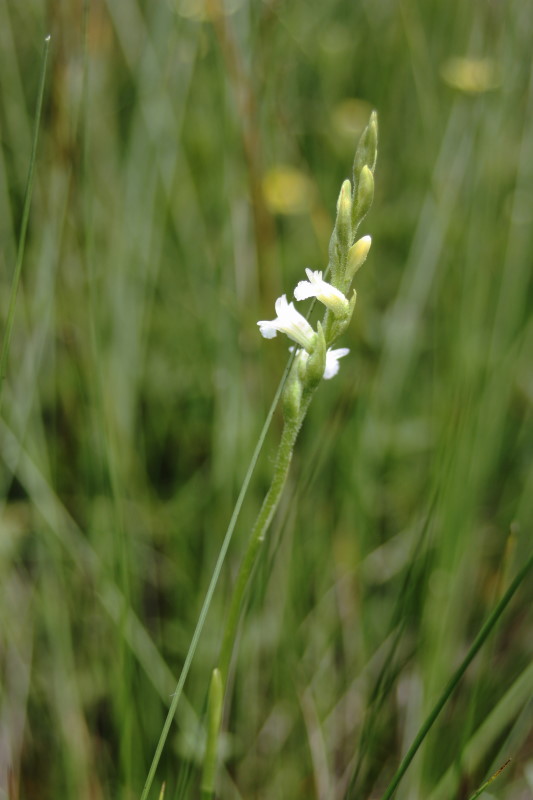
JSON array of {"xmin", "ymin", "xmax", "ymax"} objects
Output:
[
  {"xmin": 262, "ymin": 166, "xmax": 315, "ymax": 216},
  {"xmin": 440, "ymin": 57, "xmax": 501, "ymax": 93}
]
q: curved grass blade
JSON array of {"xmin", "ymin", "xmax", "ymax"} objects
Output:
[{"xmin": 380, "ymin": 550, "xmax": 533, "ymax": 800}]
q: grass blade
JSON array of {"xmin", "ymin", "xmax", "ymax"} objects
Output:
[
  {"xmin": 0, "ymin": 34, "xmax": 50, "ymax": 411},
  {"xmin": 380, "ymin": 550, "xmax": 533, "ymax": 800}
]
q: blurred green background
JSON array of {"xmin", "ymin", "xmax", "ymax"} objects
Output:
[{"xmin": 1, "ymin": 1, "xmax": 532, "ymax": 799}]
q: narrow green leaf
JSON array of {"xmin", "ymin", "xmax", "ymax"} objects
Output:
[{"xmin": 0, "ymin": 35, "xmax": 50, "ymax": 412}]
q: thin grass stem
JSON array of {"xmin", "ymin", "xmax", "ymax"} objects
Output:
[
  {"xmin": 466, "ymin": 759, "xmax": 511, "ymax": 800},
  {"xmin": 218, "ymin": 400, "xmax": 310, "ymax": 684},
  {"xmin": 0, "ymin": 34, "xmax": 50, "ymax": 413}
]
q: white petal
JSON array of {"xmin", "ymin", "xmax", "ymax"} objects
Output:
[
  {"xmin": 294, "ymin": 269, "xmax": 321, "ymax": 300},
  {"xmin": 323, "ymin": 347, "xmax": 350, "ymax": 379},
  {"xmin": 257, "ymin": 321, "xmax": 278, "ymax": 338},
  {"xmin": 289, "ymin": 346, "xmax": 350, "ymax": 380},
  {"xmin": 294, "ymin": 281, "xmax": 315, "ymax": 301},
  {"xmin": 275, "ymin": 294, "xmax": 290, "ymax": 315},
  {"xmin": 305, "ymin": 268, "xmax": 323, "ymax": 283},
  {"xmin": 257, "ymin": 294, "xmax": 316, "ymax": 351},
  {"xmin": 293, "ymin": 269, "xmax": 349, "ymax": 317}
]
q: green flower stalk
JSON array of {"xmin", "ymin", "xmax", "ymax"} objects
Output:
[{"xmin": 204, "ymin": 111, "xmax": 378, "ymax": 798}]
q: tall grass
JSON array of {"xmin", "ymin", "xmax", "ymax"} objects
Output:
[{"xmin": 0, "ymin": 1, "xmax": 532, "ymax": 799}]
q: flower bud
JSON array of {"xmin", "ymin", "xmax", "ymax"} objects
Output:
[
  {"xmin": 304, "ymin": 321, "xmax": 326, "ymax": 390},
  {"xmin": 329, "ymin": 290, "xmax": 357, "ymax": 341},
  {"xmin": 353, "ymin": 110, "xmax": 378, "ymax": 185},
  {"xmin": 335, "ymin": 179, "xmax": 353, "ymax": 250},
  {"xmin": 352, "ymin": 166, "xmax": 374, "ymax": 228},
  {"xmin": 345, "ymin": 235, "xmax": 372, "ymax": 283}
]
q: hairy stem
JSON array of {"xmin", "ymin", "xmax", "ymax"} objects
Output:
[
  {"xmin": 218, "ymin": 402, "xmax": 309, "ymax": 684},
  {"xmin": 200, "ymin": 398, "xmax": 312, "ymax": 800}
]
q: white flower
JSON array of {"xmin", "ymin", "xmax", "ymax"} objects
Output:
[
  {"xmin": 257, "ymin": 294, "xmax": 317, "ymax": 351},
  {"xmin": 323, "ymin": 347, "xmax": 350, "ymax": 378},
  {"xmin": 290, "ymin": 346, "xmax": 350, "ymax": 380},
  {"xmin": 294, "ymin": 269, "xmax": 349, "ymax": 317}
]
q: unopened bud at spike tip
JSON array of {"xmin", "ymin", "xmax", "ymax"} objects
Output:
[
  {"xmin": 366, "ymin": 111, "xmax": 378, "ymax": 172},
  {"xmin": 352, "ymin": 166, "xmax": 374, "ymax": 229},
  {"xmin": 353, "ymin": 110, "xmax": 378, "ymax": 186}
]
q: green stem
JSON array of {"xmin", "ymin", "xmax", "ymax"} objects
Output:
[
  {"xmin": 218, "ymin": 405, "xmax": 308, "ymax": 684},
  {"xmin": 201, "ymin": 401, "xmax": 310, "ymax": 800},
  {"xmin": 379, "ymin": 550, "xmax": 533, "ymax": 800},
  {"xmin": 140, "ymin": 360, "xmax": 294, "ymax": 800}
]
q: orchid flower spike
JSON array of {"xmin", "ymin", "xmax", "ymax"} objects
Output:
[
  {"xmin": 294, "ymin": 269, "xmax": 350, "ymax": 317},
  {"xmin": 291, "ymin": 346, "xmax": 350, "ymax": 380},
  {"xmin": 257, "ymin": 294, "xmax": 317, "ymax": 352}
]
